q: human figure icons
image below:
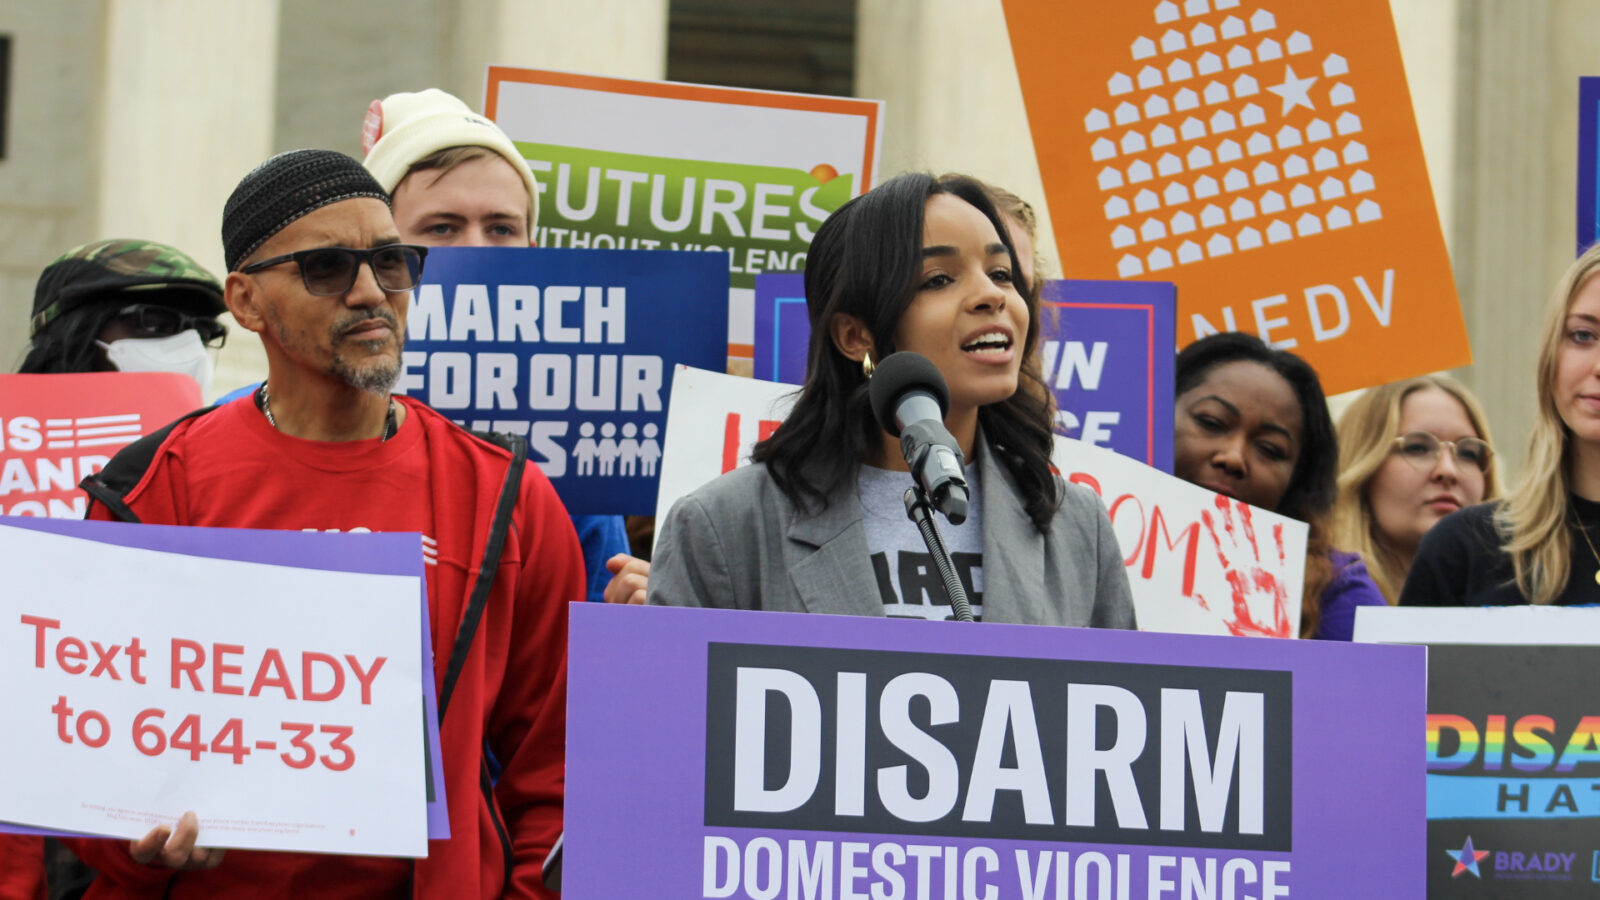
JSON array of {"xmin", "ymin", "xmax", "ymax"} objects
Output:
[
  {"xmin": 573, "ymin": 422, "xmax": 601, "ymax": 476},
  {"xmin": 638, "ymin": 423, "xmax": 662, "ymax": 477},
  {"xmin": 598, "ymin": 423, "xmax": 620, "ymax": 475},
  {"xmin": 564, "ymin": 420, "xmax": 663, "ymax": 478},
  {"xmin": 618, "ymin": 423, "xmax": 640, "ymax": 476}
]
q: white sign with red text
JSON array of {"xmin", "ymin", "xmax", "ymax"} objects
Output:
[
  {"xmin": 654, "ymin": 366, "xmax": 1307, "ymax": 636},
  {"xmin": 652, "ymin": 365, "xmax": 797, "ymax": 549},
  {"xmin": 0, "ymin": 522, "xmax": 426, "ymax": 856},
  {"xmin": 1054, "ymin": 436, "xmax": 1306, "ymax": 637}
]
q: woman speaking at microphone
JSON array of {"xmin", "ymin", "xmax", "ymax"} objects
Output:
[{"xmin": 647, "ymin": 173, "xmax": 1134, "ymax": 627}]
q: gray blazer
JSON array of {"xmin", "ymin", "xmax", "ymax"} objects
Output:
[{"xmin": 648, "ymin": 440, "xmax": 1136, "ymax": 628}]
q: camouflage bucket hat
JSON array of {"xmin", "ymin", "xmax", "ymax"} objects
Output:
[{"xmin": 30, "ymin": 239, "xmax": 225, "ymax": 337}]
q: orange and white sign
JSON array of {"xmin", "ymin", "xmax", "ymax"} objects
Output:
[
  {"xmin": 0, "ymin": 373, "xmax": 200, "ymax": 519},
  {"xmin": 1004, "ymin": 0, "xmax": 1469, "ymax": 393}
]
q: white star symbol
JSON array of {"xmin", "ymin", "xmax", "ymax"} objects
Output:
[{"xmin": 1266, "ymin": 65, "xmax": 1318, "ymax": 115}]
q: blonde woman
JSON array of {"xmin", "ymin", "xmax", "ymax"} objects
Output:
[
  {"xmin": 1335, "ymin": 376, "xmax": 1500, "ymax": 603},
  {"xmin": 1403, "ymin": 244, "xmax": 1600, "ymax": 605}
]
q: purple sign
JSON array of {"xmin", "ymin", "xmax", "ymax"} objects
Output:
[
  {"xmin": 567, "ymin": 603, "xmax": 1425, "ymax": 897},
  {"xmin": 1042, "ymin": 279, "xmax": 1176, "ymax": 472},
  {"xmin": 753, "ymin": 273, "xmax": 808, "ymax": 385},
  {"xmin": 753, "ymin": 274, "xmax": 1177, "ymax": 471},
  {"xmin": 1581, "ymin": 77, "xmax": 1600, "ymax": 255},
  {"xmin": 0, "ymin": 516, "xmax": 448, "ymax": 840}
]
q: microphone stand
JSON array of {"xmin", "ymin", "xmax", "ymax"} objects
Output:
[{"xmin": 903, "ymin": 487, "xmax": 975, "ymax": 623}]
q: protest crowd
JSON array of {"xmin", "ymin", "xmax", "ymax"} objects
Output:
[{"xmin": 0, "ymin": 2, "xmax": 1596, "ymax": 896}]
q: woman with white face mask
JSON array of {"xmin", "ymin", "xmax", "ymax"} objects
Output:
[
  {"xmin": 18, "ymin": 239, "xmax": 226, "ymax": 394},
  {"xmin": 6, "ymin": 237, "xmax": 226, "ymax": 900}
]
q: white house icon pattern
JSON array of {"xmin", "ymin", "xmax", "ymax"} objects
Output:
[{"xmin": 1083, "ymin": 0, "xmax": 1381, "ymax": 277}]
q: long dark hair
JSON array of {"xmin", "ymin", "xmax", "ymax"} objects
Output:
[
  {"xmin": 1175, "ymin": 332, "xmax": 1338, "ymax": 636},
  {"xmin": 752, "ymin": 172, "xmax": 1060, "ymax": 531},
  {"xmin": 17, "ymin": 303, "xmax": 125, "ymax": 373}
]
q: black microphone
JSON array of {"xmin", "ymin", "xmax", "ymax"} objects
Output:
[{"xmin": 868, "ymin": 352, "xmax": 970, "ymax": 524}]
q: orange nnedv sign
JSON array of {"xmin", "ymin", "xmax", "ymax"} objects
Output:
[{"xmin": 1004, "ymin": 0, "xmax": 1469, "ymax": 393}]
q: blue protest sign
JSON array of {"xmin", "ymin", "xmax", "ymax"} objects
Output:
[
  {"xmin": 1041, "ymin": 279, "xmax": 1176, "ymax": 473},
  {"xmin": 1580, "ymin": 77, "xmax": 1600, "ymax": 255},
  {"xmin": 753, "ymin": 273, "xmax": 1177, "ymax": 471},
  {"xmin": 397, "ymin": 247, "xmax": 729, "ymax": 514},
  {"xmin": 753, "ymin": 273, "xmax": 808, "ymax": 385}
]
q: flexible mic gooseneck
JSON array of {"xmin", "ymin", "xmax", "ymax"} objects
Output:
[{"xmin": 868, "ymin": 352, "xmax": 970, "ymax": 525}]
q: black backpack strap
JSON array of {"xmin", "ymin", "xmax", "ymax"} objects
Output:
[
  {"xmin": 437, "ymin": 431, "xmax": 527, "ymax": 722},
  {"xmin": 79, "ymin": 405, "xmax": 219, "ymax": 523}
]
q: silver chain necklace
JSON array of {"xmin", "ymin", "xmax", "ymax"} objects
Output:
[{"xmin": 258, "ymin": 384, "xmax": 396, "ymax": 442}]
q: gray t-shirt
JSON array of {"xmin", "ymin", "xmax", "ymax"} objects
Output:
[{"xmin": 857, "ymin": 461, "xmax": 983, "ymax": 620}]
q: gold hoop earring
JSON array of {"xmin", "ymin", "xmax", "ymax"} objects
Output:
[{"xmin": 862, "ymin": 351, "xmax": 875, "ymax": 379}]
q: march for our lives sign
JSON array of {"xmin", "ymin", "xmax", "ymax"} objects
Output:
[
  {"xmin": 753, "ymin": 274, "xmax": 1177, "ymax": 471},
  {"xmin": 397, "ymin": 247, "xmax": 728, "ymax": 514}
]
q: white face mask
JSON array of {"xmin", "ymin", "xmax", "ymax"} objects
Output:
[{"xmin": 98, "ymin": 330, "xmax": 214, "ymax": 395}]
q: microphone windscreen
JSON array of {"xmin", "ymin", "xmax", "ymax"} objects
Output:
[{"xmin": 868, "ymin": 351, "xmax": 950, "ymax": 437}]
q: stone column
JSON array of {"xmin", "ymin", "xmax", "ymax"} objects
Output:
[
  {"xmin": 0, "ymin": 1, "xmax": 105, "ymax": 372},
  {"xmin": 855, "ymin": 0, "xmax": 1058, "ymax": 267},
  {"xmin": 1447, "ymin": 0, "xmax": 1600, "ymax": 478},
  {"xmin": 449, "ymin": 0, "xmax": 669, "ymax": 105},
  {"xmin": 97, "ymin": 0, "xmax": 280, "ymax": 398}
]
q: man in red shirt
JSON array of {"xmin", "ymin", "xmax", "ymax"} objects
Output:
[{"xmin": 73, "ymin": 149, "xmax": 579, "ymax": 899}]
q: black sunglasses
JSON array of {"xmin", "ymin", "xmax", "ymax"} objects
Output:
[
  {"xmin": 240, "ymin": 244, "xmax": 428, "ymax": 296},
  {"xmin": 114, "ymin": 304, "xmax": 228, "ymax": 349}
]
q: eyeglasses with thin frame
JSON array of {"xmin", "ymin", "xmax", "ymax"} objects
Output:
[
  {"xmin": 1390, "ymin": 431, "xmax": 1492, "ymax": 473},
  {"xmin": 113, "ymin": 303, "xmax": 227, "ymax": 349},
  {"xmin": 239, "ymin": 244, "xmax": 428, "ymax": 296}
]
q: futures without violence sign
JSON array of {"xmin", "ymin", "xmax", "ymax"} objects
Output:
[
  {"xmin": 1004, "ymin": 0, "xmax": 1469, "ymax": 393},
  {"xmin": 485, "ymin": 67, "xmax": 882, "ymax": 372},
  {"xmin": 564, "ymin": 603, "xmax": 1426, "ymax": 897}
]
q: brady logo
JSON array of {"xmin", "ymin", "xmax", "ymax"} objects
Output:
[
  {"xmin": 1445, "ymin": 836, "xmax": 1489, "ymax": 879},
  {"xmin": 1493, "ymin": 849, "xmax": 1578, "ymax": 879},
  {"xmin": 703, "ymin": 643, "xmax": 1292, "ymax": 851}
]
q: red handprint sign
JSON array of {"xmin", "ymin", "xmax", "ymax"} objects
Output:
[
  {"xmin": 1054, "ymin": 435, "xmax": 1307, "ymax": 636},
  {"xmin": 1197, "ymin": 493, "xmax": 1294, "ymax": 637}
]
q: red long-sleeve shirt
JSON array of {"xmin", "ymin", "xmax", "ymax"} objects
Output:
[{"xmin": 69, "ymin": 396, "xmax": 576, "ymax": 899}]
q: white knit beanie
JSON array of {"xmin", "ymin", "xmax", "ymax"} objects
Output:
[{"xmin": 361, "ymin": 88, "xmax": 540, "ymax": 228}]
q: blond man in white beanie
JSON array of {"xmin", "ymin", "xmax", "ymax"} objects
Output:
[
  {"xmin": 362, "ymin": 88, "xmax": 633, "ymax": 607},
  {"xmin": 362, "ymin": 88, "xmax": 541, "ymax": 247}
]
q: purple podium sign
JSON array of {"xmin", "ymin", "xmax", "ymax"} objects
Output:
[{"xmin": 567, "ymin": 603, "xmax": 1425, "ymax": 898}]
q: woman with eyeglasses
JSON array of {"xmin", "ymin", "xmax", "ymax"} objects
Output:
[
  {"xmin": 1402, "ymin": 244, "xmax": 1600, "ymax": 606},
  {"xmin": 18, "ymin": 239, "xmax": 227, "ymax": 395},
  {"xmin": 1173, "ymin": 332, "xmax": 1386, "ymax": 639},
  {"xmin": 1333, "ymin": 376, "xmax": 1499, "ymax": 604}
]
